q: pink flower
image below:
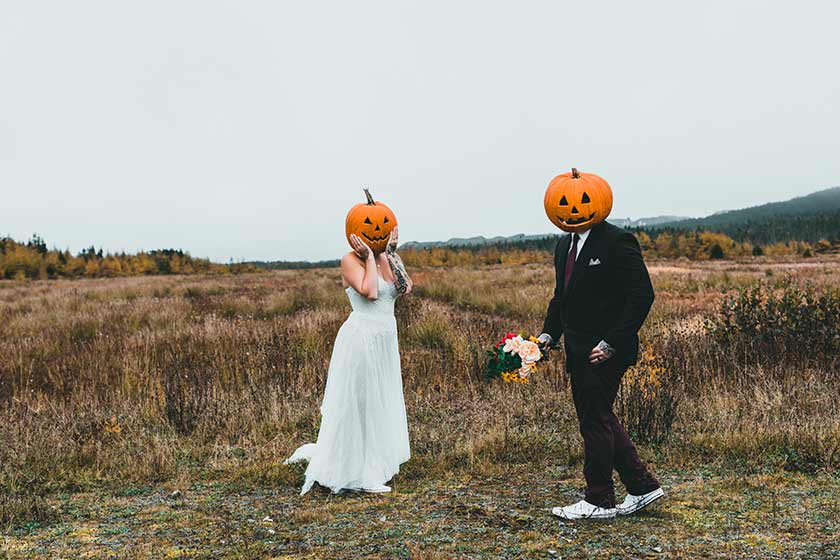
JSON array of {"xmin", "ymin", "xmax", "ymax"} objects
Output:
[
  {"xmin": 502, "ymin": 335, "xmax": 525, "ymax": 355},
  {"xmin": 517, "ymin": 340, "xmax": 541, "ymax": 364}
]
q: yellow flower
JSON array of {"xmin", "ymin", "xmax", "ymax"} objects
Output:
[{"xmin": 104, "ymin": 416, "xmax": 122, "ymax": 434}]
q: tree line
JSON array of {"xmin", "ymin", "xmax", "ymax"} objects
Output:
[
  {"xmin": 399, "ymin": 229, "xmax": 838, "ymax": 267},
  {"xmin": 0, "ymin": 235, "xmax": 260, "ymax": 280},
  {"xmin": 246, "ymin": 259, "xmax": 341, "ymax": 270},
  {"xmin": 4, "ymin": 227, "xmax": 836, "ymax": 280}
]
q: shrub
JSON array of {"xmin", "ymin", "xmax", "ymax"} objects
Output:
[
  {"xmin": 706, "ymin": 279, "xmax": 840, "ymax": 366},
  {"xmin": 158, "ymin": 338, "xmax": 216, "ymax": 435},
  {"xmin": 0, "ymin": 492, "xmax": 59, "ymax": 534},
  {"xmin": 616, "ymin": 345, "xmax": 679, "ymax": 444}
]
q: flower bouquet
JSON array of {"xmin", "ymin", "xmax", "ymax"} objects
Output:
[{"xmin": 484, "ymin": 332, "xmax": 546, "ymax": 384}]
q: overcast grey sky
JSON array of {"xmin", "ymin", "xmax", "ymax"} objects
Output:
[{"xmin": 2, "ymin": 1, "xmax": 838, "ymax": 261}]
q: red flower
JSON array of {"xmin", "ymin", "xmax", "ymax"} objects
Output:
[{"xmin": 495, "ymin": 331, "xmax": 519, "ymax": 348}]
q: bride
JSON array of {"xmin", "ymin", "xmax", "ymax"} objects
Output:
[{"xmin": 286, "ymin": 201, "xmax": 412, "ymax": 495}]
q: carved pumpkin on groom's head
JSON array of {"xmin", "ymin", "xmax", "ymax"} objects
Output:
[
  {"xmin": 543, "ymin": 168, "xmax": 613, "ymax": 233},
  {"xmin": 345, "ymin": 189, "xmax": 397, "ymax": 254}
]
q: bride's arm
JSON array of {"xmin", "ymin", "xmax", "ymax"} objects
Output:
[
  {"xmin": 342, "ymin": 235, "xmax": 378, "ymax": 300},
  {"xmin": 386, "ymin": 253, "xmax": 412, "ymax": 295},
  {"xmin": 385, "ymin": 228, "xmax": 413, "ymax": 295}
]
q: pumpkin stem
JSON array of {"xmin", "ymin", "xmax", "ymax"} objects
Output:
[
  {"xmin": 363, "ymin": 188, "xmax": 375, "ymax": 205},
  {"xmin": 571, "ymin": 168, "xmax": 580, "ymax": 179}
]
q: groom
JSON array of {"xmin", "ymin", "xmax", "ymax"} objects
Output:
[{"xmin": 538, "ymin": 169, "xmax": 663, "ymax": 520}]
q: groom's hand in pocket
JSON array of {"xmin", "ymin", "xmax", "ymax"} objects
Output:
[{"xmin": 589, "ymin": 340, "xmax": 616, "ymax": 364}]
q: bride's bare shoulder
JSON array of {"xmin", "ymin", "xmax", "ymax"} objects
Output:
[
  {"xmin": 340, "ymin": 252, "xmax": 364, "ymax": 268},
  {"xmin": 340, "ymin": 253, "xmax": 365, "ymax": 287}
]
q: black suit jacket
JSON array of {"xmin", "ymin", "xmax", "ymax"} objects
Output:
[{"xmin": 542, "ymin": 221, "xmax": 654, "ymax": 371}]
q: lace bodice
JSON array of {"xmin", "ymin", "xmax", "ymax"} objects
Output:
[{"xmin": 345, "ymin": 275, "xmax": 397, "ymax": 316}]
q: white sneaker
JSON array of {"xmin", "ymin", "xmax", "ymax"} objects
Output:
[
  {"xmin": 551, "ymin": 500, "xmax": 617, "ymax": 520},
  {"xmin": 361, "ymin": 485, "xmax": 391, "ymax": 494},
  {"xmin": 617, "ymin": 487, "xmax": 664, "ymax": 515}
]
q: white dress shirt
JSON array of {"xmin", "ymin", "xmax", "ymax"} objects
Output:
[{"xmin": 568, "ymin": 229, "xmax": 591, "ymax": 261}]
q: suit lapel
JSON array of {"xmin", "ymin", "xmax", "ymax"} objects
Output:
[{"xmin": 561, "ymin": 224, "xmax": 602, "ymax": 302}]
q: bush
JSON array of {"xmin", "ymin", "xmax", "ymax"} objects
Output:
[
  {"xmin": 706, "ymin": 279, "xmax": 840, "ymax": 366},
  {"xmin": 158, "ymin": 338, "xmax": 216, "ymax": 435},
  {"xmin": 1, "ymin": 487, "xmax": 59, "ymax": 534},
  {"xmin": 616, "ymin": 345, "xmax": 679, "ymax": 444}
]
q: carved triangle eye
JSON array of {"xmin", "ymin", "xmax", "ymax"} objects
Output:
[
  {"xmin": 383, "ymin": 216, "xmax": 389, "ymax": 223},
  {"xmin": 582, "ymin": 192, "xmax": 591, "ymax": 203},
  {"xmin": 559, "ymin": 195, "xmax": 568, "ymax": 206},
  {"xmin": 364, "ymin": 217, "xmax": 372, "ymax": 224}
]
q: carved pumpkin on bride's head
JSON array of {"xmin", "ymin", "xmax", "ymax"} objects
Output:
[
  {"xmin": 544, "ymin": 168, "xmax": 613, "ymax": 233},
  {"xmin": 345, "ymin": 188, "xmax": 397, "ymax": 254}
]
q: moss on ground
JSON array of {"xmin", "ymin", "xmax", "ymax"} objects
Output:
[{"xmin": 2, "ymin": 467, "xmax": 838, "ymax": 559}]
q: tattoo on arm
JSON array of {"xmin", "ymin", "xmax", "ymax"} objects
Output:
[{"xmin": 387, "ymin": 253, "xmax": 411, "ymax": 294}]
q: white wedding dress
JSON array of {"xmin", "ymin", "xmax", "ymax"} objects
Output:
[{"xmin": 285, "ymin": 275, "xmax": 410, "ymax": 495}]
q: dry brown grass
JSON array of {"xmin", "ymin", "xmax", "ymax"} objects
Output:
[{"xmin": 1, "ymin": 257, "xmax": 839, "ymax": 557}]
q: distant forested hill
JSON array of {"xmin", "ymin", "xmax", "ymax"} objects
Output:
[
  {"xmin": 246, "ymin": 259, "xmax": 340, "ymax": 270},
  {"xmin": 395, "ymin": 187, "xmax": 840, "ymax": 263},
  {"xmin": 400, "ymin": 187, "xmax": 840, "ymax": 253},
  {"xmin": 650, "ymin": 187, "xmax": 840, "ymax": 243}
]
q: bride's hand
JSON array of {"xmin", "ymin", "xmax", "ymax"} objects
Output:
[
  {"xmin": 386, "ymin": 227, "xmax": 399, "ymax": 255},
  {"xmin": 349, "ymin": 234, "xmax": 373, "ymax": 261}
]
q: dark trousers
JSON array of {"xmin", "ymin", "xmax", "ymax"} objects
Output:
[{"xmin": 568, "ymin": 356, "xmax": 660, "ymax": 508}]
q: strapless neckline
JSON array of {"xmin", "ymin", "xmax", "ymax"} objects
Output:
[{"xmin": 344, "ymin": 275, "xmax": 394, "ymax": 292}]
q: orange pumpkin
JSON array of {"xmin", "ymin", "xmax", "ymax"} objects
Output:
[
  {"xmin": 345, "ymin": 188, "xmax": 397, "ymax": 254},
  {"xmin": 543, "ymin": 168, "xmax": 613, "ymax": 233}
]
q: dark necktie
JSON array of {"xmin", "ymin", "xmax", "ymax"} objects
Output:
[{"xmin": 564, "ymin": 233, "xmax": 579, "ymax": 290}]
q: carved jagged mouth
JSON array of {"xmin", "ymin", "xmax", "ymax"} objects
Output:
[
  {"xmin": 557, "ymin": 212, "xmax": 596, "ymax": 226},
  {"xmin": 362, "ymin": 232, "xmax": 389, "ymax": 243}
]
